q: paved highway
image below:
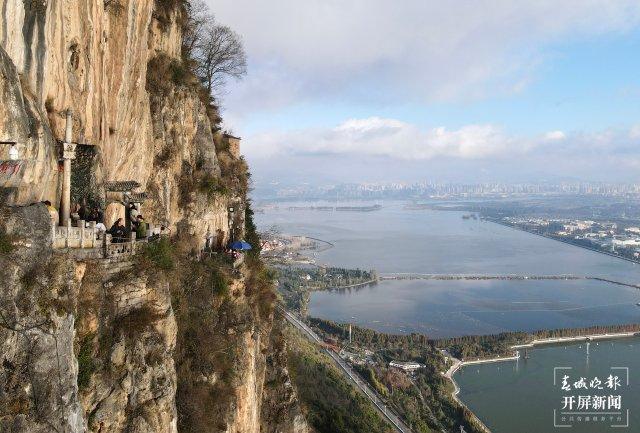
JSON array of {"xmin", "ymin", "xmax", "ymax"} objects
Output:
[{"xmin": 278, "ymin": 307, "xmax": 417, "ymax": 433}]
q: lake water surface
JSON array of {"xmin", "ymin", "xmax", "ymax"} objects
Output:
[
  {"xmin": 456, "ymin": 337, "xmax": 640, "ymax": 433},
  {"xmin": 257, "ymin": 202, "xmax": 640, "ymax": 337},
  {"xmin": 257, "ymin": 202, "xmax": 640, "ymax": 432}
]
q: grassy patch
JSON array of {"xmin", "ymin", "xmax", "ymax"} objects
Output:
[
  {"xmin": 0, "ymin": 229, "xmax": 15, "ymax": 255},
  {"xmin": 286, "ymin": 328, "xmax": 393, "ymax": 433},
  {"xmin": 141, "ymin": 237, "xmax": 175, "ymax": 271},
  {"xmin": 77, "ymin": 334, "xmax": 96, "ymax": 390},
  {"xmin": 245, "ymin": 259, "xmax": 278, "ymax": 319},
  {"xmin": 182, "ymin": 254, "xmax": 233, "ymax": 298},
  {"xmin": 354, "ymin": 365, "xmax": 389, "ymax": 397},
  {"xmin": 198, "ymin": 173, "xmax": 228, "ymax": 200},
  {"xmin": 146, "ymin": 54, "xmax": 196, "ymax": 98},
  {"xmin": 172, "ymin": 257, "xmax": 244, "ymax": 431},
  {"xmin": 113, "ymin": 305, "xmax": 164, "ymax": 339}
]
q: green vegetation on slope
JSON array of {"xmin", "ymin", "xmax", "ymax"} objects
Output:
[
  {"xmin": 309, "ymin": 318, "xmax": 640, "ymax": 432},
  {"xmin": 435, "ymin": 323, "xmax": 640, "ymax": 360},
  {"xmin": 277, "ymin": 266, "xmax": 378, "ymax": 313},
  {"xmin": 0, "ymin": 229, "xmax": 14, "ymax": 255},
  {"xmin": 76, "ymin": 333, "xmax": 96, "ymax": 391},
  {"xmin": 244, "ymin": 200, "xmax": 262, "ymax": 261},
  {"xmin": 308, "ymin": 318, "xmax": 495, "ymax": 433},
  {"xmin": 286, "ymin": 328, "xmax": 393, "ymax": 433}
]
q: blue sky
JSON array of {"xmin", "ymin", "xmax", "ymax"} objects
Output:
[
  {"xmin": 207, "ymin": 0, "xmax": 640, "ymax": 185},
  {"xmin": 238, "ymin": 29, "xmax": 640, "ymax": 136}
]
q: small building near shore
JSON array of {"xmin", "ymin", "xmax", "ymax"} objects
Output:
[
  {"xmin": 223, "ymin": 133, "xmax": 241, "ymax": 158},
  {"xmin": 389, "ymin": 361, "xmax": 425, "ymax": 372}
]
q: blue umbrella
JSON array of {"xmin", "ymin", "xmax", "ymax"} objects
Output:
[{"xmin": 230, "ymin": 240, "xmax": 252, "ymax": 251}]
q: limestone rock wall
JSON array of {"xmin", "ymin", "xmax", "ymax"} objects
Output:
[
  {"xmin": 0, "ymin": 0, "xmax": 230, "ymax": 240},
  {"xmin": 145, "ymin": 87, "xmax": 225, "ymax": 242},
  {"xmin": 0, "ymin": 0, "xmax": 174, "ymax": 185},
  {"xmin": 0, "ymin": 204, "xmax": 83, "ymax": 433},
  {"xmin": 0, "ymin": 47, "xmax": 58, "ymax": 205},
  {"xmin": 0, "ymin": 1, "xmax": 309, "ymax": 433},
  {"xmin": 78, "ymin": 273, "xmax": 178, "ymax": 433},
  {"xmin": 260, "ymin": 319, "xmax": 310, "ymax": 433}
]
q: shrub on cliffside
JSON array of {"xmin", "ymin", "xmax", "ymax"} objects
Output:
[
  {"xmin": 146, "ymin": 54, "xmax": 197, "ymax": 98},
  {"xmin": 197, "ymin": 173, "xmax": 229, "ymax": 200},
  {"xmin": 153, "ymin": 0, "xmax": 189, "ymax": 29},
  {"xmin": 141, "ymin": 237, "xmax": 175, "ymax": 271},
  {"xmin": 0, "ymin": 229, "xmax": 14, "ymax": 255},
  {"xmin": 218, "ymin": 153, "xmax": 250, "ymax": 198},
  {"xmin": 244, "ymin": 201, "xmax": 261, "ymax": 260},
  {"xmin": 76, "ymin": 334, "xmax": 96, "ymax": 390}
]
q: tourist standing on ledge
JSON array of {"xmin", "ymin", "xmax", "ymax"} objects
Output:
[
  {"xmin": 136, "ymin": 215, "xmax": 147, "ymax": 239},
  {"xmin": 43, "ymin": 200, "xmax": 58, "ymax": 225}
]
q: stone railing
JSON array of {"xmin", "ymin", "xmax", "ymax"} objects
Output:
[
  {"xmin": 53, "ymin": 220, "xmax": 100, "ymax": 249},
  {"xmin": 104, "ymin": 233, "xmax": 147, "ymax": 259},
  {"xmin": 53, "ymin": 221, "xmax": 166, "ymax": 261}
]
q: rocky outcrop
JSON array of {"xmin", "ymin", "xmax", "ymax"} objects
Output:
[
  {"xmin": 0, "ymin": 0, "xmax": 169, "ymax": 187},
  {"xmin": 0, "ymin": 1, "xmax": 309, "ymax": 433},
  {"xmin": 0, "ymin": 204, "xmax": 83, "ymax": 433},
  {"xmin": 0, "ymin": 47, "xmax": 58, "ymax": 205},
  {"xmin": 260, "ymin": 319, "xmax": 309, "ymax": 433},
  {"xmin": 78, "ymin": 272, "xmax": 177, "ymax": 433},
  {"xmin": 0, "ymin": 0, "xmax": 202, "ymax": 228}
]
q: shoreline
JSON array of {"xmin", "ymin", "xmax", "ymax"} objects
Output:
[
  {"xmin": 443, "ymin": 331, "xmax": 639, "ymax": 433},
  {"xmin": 447, "ymin": 330, "xmax": 638, "ymax": 377},
  {"xmin": 442, "ymin": 354, "xmax": 494, "ymax": 433},
  {"xmin": 326, "ymin": 278, "xmax": 379, "ymax": 290},
  {"xmin": 488, "ymin": 218, "xmax": 640, "ymax": 266},
  {"xmin": 511, "ymin": 331, "xmax": 638, "ymax": 349}
]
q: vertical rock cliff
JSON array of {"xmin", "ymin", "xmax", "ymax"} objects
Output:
[{"xmin": 0, "ymin": 1, "xmax": 308, "ymax": 432}]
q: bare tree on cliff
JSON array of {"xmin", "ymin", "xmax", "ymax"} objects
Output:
[
  {"xmin": 183, "ymin": 0, "xmax": 247, "ymax": 96},
  {"xmin": 181, "ymin": 0, "xmax": 210, "ymax": 60}
]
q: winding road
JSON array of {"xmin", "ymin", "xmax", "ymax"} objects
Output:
[{"xmin": 278, "ymin": 307, "xmax": 417, "ymax": 433}]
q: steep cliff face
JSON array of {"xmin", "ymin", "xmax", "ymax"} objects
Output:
[
  {"xmin": 0, "ymin": 0, "xmax": 225, "ymax": 234},
  {"xmin": 260, "ymin": 319, "xmax": 309, "ymax": 433},
  {"xmin": 0, "ymin": 204, "xmax": 83, "ymax": 433},
  {"xmin": 0, "ymin": 1, "xmax": 308, "ymax": 432},
  {"xmin": 0, "ymin": 47, "xmax": 58, "ymax": 204},
  {"xmin": 0, "ymin": 0, "xmax": 174, "ymax": 192}
]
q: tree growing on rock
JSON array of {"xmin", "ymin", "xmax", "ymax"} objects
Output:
[{"xmin": 182, "ymin": 0, "xmax": 247, "ymax": 96}]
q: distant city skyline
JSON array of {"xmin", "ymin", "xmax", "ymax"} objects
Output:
[
  {"xmin": 255, "ymin": 180, "xmax": 640, "ymax": 201},
  {"xmin": 208, "ymin": 0, "xmax": 640, "ymax": 186}
]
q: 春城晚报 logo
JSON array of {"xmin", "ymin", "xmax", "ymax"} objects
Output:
[{"xmin": 554, "ymin": 366, "xmax": 629, "ymax": 428}]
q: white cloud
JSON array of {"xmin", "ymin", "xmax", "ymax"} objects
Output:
[
  {"xmin": 202, "ymin": 1, "xmax": 640, "ymax": 183},
  {"xmin": 247, "ymin": 117, "xmax": 512, "ymax": 160},
  {"xmin": 208, "ymin": 0, "xmax": 640, "ymax": 112},
  {"xmin": 245, "ymin": 117, "xmax": 640, "ymax": 173},
  {"xmin": 545, "ymin": 130, "xmax": 566, "ymax": 141}
]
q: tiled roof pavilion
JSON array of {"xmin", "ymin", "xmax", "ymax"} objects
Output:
[{"xmin": 105, "ymin": 180, "xmax": 141, "ymax": 192}]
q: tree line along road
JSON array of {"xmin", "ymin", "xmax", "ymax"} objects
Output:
[{"xmin": 277, "ymin": 306, "xmax": 422, "ymax": 433}]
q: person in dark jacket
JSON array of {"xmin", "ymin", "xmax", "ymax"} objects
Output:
[
  {"xmin": 109, "ymin": 218, "xmax": 126, "ymax": 243},
  {"xmin": 88, "ymin": 207, "xmax": 104, "ymax": 224},
  {"xmin": 135, "ymin": 215, "xmax": 147, "ymax": 239},
  {"xmin": 78, "ymin": 203, "xmax": 89, "ymax": 221}
]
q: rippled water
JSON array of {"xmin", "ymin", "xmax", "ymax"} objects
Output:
[
  {"xmin": 456, "ymin": 337, "xmax": 640, "ymax": 432},
  {"xmin": 257, "ymin": 202, "xmax": 640, "ymax": 337},
  {"xmin": 257, "ymin": 202, "xmax": 640, "ymax": 432}
]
